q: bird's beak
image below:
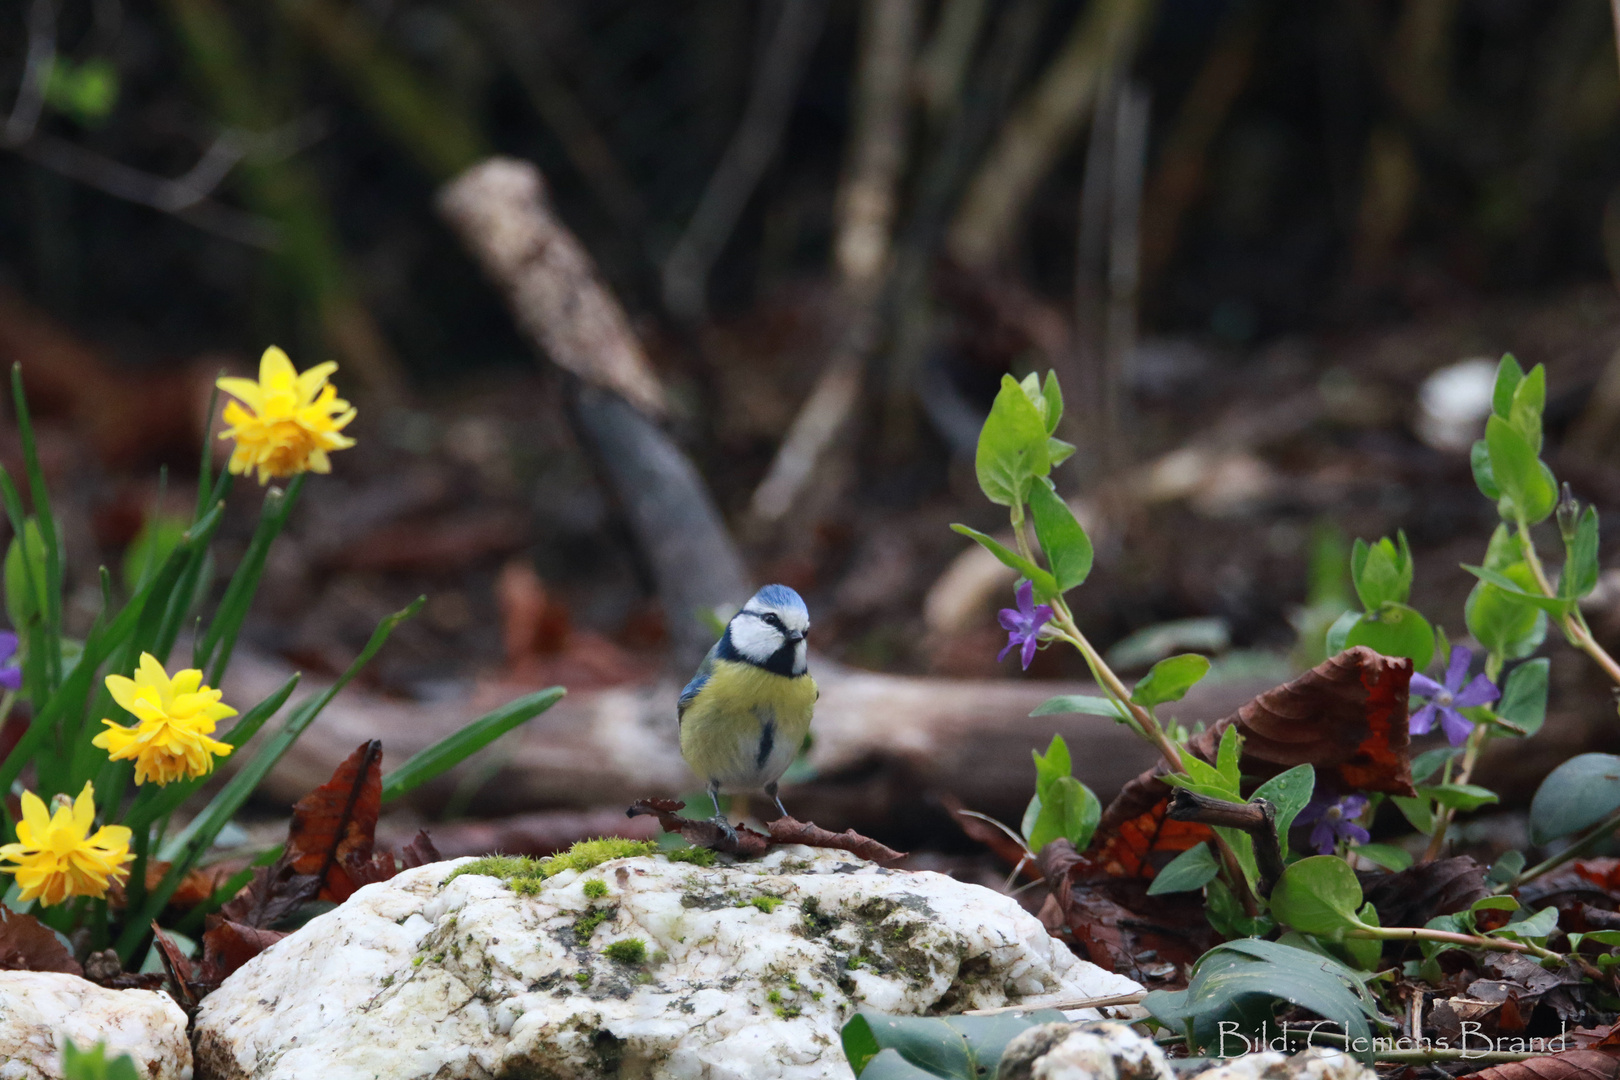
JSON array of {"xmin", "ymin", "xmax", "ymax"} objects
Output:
[{"xmin": 790, "ymin": 631, "xmax": 807, "ymax": 643}]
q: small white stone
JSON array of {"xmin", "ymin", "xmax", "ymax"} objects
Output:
[
  {"xmin": 1416, "ymin": 357, "xmax": 1499, "ymax": 451},
  {"xmin": 0, "ymin": 971, "xmax": 192, "ymax": 1080},
  {"xmin": 1190, "ymin": 1046, "xmax": 1374, "ymax": 1080},
  {"xmin": 998, "ymin": 1020, "xmax": 1173, "ymax": 1080},
  {"xmin": 194, "ymin": 847, "xmax": 1141, "ymax": 1080}
]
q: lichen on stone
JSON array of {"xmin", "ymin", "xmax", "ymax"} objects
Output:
[{"xmin": 196, "ymin": 847, "xmax": 1143, "ymax": 1080}]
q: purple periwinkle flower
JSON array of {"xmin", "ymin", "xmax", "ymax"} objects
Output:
[
  {"xmin": 1296, "ymin": 793, "xmax": 1371, "ymax": 855},
  {"xmin": 997, "ymin": 581, "xmax": 1054, "ymax": 670},
  {"xmin": 0, "ymin": 632, "xmax": 20, "ymax": 691},
  {"xmin": 1409, "ymin": 645, "xmax": 1498, "ymax": 747}
]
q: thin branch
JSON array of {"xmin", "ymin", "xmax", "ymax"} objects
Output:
[
  {"xmin": 947, "ymin": 0, "xmax": 1158, "ymax": 269},
  {"xmin": 14, "ymin": 133, "xmax": 279, "ymax": 249},
  {"xmin": 2, "ymin": 0, "xmax": 280, "ymax": 249},
  {"xmin": 964, "ymin": 991, "xmax": 1146, "ymax": 1016},
  {"xmin": 1166, "ymin": 789, "xmax": 1285, "ymax": 896},
  {"xmin": 749, "ymin": 0, "xmax": 919, "ymax": 527},
  {"xmin": 2, "ymin": 0, "xmax": 55, "ymax": 148},
  {"xmin": 661, "ymin": 0, "xmax": 830, "ymax": 322}
]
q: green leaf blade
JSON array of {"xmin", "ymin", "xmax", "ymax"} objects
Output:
[
  {"xmin": 1027, "ymin": 480, "xmax": 1092, "ymax": 592},
  {"xmin": 974, "ymin": 376, "xmax": 1051, "ymax": 508},
  {"xmin": 1130, "ymin": 654, "xmax": 1211, "ymax": 709},
  {"xmin": 381, "ymin": 686, "xmax": 566, "ymax": 802}
]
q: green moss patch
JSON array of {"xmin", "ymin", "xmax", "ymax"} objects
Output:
[
  {"xmin": 664, "ymin": 846, "xmax": 717, "ymax": 867},
  {"xmin": 603, "ymin": 939, "xmax": 647, "ymax": 965},
  {"xmin": 574, "ymin": 907, "xmax": 615, "ymax": 943},
  {"xmin": 444, "ymin": 839, "xmax": 658, "ymax": 892},
  {"xmin": 582, "ymin": 879, "xmax": 609, "ymax": 899}
]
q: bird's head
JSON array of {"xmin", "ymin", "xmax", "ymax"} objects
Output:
[{"xmin": 726, "ymin": 584, "xmax": 810, "ymax": 675}]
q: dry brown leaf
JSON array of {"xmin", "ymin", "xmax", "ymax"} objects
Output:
[
  {"xmin": 1362, "ymin": 856, "xmax": 1489, "ymax": 928},
  {"xmin": 0, "ymin": 907, "xmax": 80, "ymax": 975},
  {"xmin": 1461, "ymin": 1049, "xmax": 1620, "ymax": 1080},
  {"xmin": 287, "ymin": 740, "xmax": 384, "ymax": 902},
  {"xmin": 1101, "ymin": 648, "xmax": 1416, "ymax": 834}
]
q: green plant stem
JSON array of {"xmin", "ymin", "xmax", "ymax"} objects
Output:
[
  {"xmin": 1012, "ymin": 502, "xmax": 1251, "ymax": 911},
  {"xmin": 1049, "ymin": 606, "xmax": 1184, "ymax": 770},
  {"xmin": 1504, "ymin": 804, "xmax": 1620, "ymax": 891},
  {"xmin": 1516, "ymin": 516, "xmax": 1620, "ymax": 687},
  {"xmin": 1422, "ymin": 724, "xmax": 1487, "ymax": 862},
  {"xmin": 1352, "ymin": 923, "xmax": 1555, "ymax": 960},
  {"xmin": 1156, "ymin": 1028, "xmax": 1568, "ymax": 1065}
]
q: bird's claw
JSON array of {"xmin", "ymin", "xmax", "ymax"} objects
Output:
[{"xmin": 709, "ymin": 815, "xmax": 739, "ymax": 847}]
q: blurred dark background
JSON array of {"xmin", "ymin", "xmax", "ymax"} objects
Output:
[{"xmin": 5, "ymin": 0, "xmax": 1620, "ymax": 833}]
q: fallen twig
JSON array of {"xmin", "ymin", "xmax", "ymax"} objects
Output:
[
  {"xmin": 1166, "ymin": 788, "xmax": 1285, "ymax": 897},
  {"xmin": 626, "ymin": 798, "xmax": 906, "ymax": 864},
  {"xmin": 627, "ymin": 798, "xmax": 770, "ymax": 857},
  {"xmin": 963, "ymin": 991, "xmax": 1146, "ymax": 1016}
]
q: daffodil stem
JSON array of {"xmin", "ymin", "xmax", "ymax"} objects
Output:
[
  {"xmin": 127, "ymin": 822, "xmax": 150, "ymax": 928},
  {"xmin": 1516, "ymin": 516, "xmax": 1620, "ymax": 688}
]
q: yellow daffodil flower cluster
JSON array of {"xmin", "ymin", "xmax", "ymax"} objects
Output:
[
  {"xmin": 216, "ymin": 346, "xmax": 356, "ymax": 483},
  {"xmin": 0, "ymin": 783, "xmax": 131, "ymax": 906},
  {"xmin": 92, "ymin": 653, "xmax": 237, "ymax": 786}
]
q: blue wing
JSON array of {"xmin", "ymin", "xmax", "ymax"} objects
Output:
[{"xmin": 677, "ymin": 643, "xmax": 720, "ymax": 724}]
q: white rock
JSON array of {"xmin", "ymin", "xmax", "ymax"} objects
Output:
[
  {"xmin": 997, "ymin": 1020, "xmax": 1172, "ymax": 1080},
  {"xmin": 194, "ymin": 847, "xmax": 1140, "ymax": 1080},
  {"xmin": 0, "ymin": 971, "xmax": 192, "ymax": 1080},
  {"xmin": 1188, "ymin": 1047, "xmax": 1374, "ymax": 1080}
]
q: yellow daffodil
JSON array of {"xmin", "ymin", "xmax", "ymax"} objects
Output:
[
  {"xmin": 0, "ymin": 782, "xmax": 131, "ymax": 906},
  {"xmin": 92, "ymin": 653, "xmax": 237, "ymax": 786},
  {"xmin": 216, "ymin": 345, "xmax": 356, "ymax": 483}
]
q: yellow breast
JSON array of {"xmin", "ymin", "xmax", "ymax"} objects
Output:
[{"xmin": 679, "ymin": 660, "xmax": 817, "ymax": 792}]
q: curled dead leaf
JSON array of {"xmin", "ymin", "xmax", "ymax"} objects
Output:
[
  {"xmin": 1100, "ymin": 648, "xmax": 1415, "ymax": 836},
  {"xmin": 287, "ymin": 740, "xmax": 384, "ymax": 902},
  {"xmin": 0, "ymin": 907, "xmax": 80, "ymax": 975}
]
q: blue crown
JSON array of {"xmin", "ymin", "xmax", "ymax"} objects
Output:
[{"xmin": 750, "ymin": 583, "xmax": 808, "ymax": 616}]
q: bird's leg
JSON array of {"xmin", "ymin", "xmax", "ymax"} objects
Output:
[
  {"xmin": 765, "ymin": 781, "xmax": 789, "ymax": 821},
  {"xmin": 707, "ymin": 781, "xmax": 738, "ymax": 845}
]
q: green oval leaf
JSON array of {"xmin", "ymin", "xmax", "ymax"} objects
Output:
[
  {"xmin": 1486, "ymin": 415, "xmax": 1556, "ymax": 523},
  {"xmin": 1343, "ymin": 602, "xmax": 1434, "ymax": 670},
  {"xmin": 1028, "ymin": 479, "xmax": 1092, "ymax": 592},
  {"xmin": 1464, "ymin": 568, "xmax": 1552, "ymax": 660},
  {"xmin": 1029, "ymin": 694, "xmax": 1126, "ymax": 719},
  {"xmin": 975, "ymin": 376, "xmax": 1051, "ymax": 508},
  {"xmin": 1146, "ymin": 842, "xmax": 1220, "ymax": 896},
  {"xmin": 841, "ymin": 1010, "xmax": 1065, "ymax": 1079},
  {"xmin": 1130, "ymin": 653, "xmax": 1211, "ymax": 709},
  {"xmin": 1269, "ymin": 856, "xmax": 1367, "ymax": 938},
  {"xmin": 1471, "ymin": 440, "xmax": 1501, "ymax": 501},
  {"xmin": 1562, "ymin": 505, "xmax": 1601, "ymax": 600},
  {"xmin": 1420, "ymin": 783, "xmax": 1499, "ymax": 812},
  {"xmin": 1353, "ymin": 843, "xmax": 1413, "ymax": 872},
  {"xmin": 1027, "ymin": 775, "xmax": 1101, "ymax": 853},
  {"xmin": 948, "ymin": 524, "xmax": 1059, "ymax": 599},
  {"xmin": 1530, "ymin": 753, "xmax": 1620, "ymax": 845},
  {"xmin": 1251, "ymin": 764, "xmax": 1315, "ymax": 862},
  {"xmin": 1497, "ymin": 658, "xmax": 1549, "ymax": 737}
]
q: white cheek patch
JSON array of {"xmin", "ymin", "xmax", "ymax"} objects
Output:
[{"xmin": 729, "ymin": 616, "xmax": 783, "ymax": 664}]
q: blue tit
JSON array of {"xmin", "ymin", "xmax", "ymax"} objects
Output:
[{"xmin": 679, "ymin": 584, "xmax": 817, "ymax": 823}]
